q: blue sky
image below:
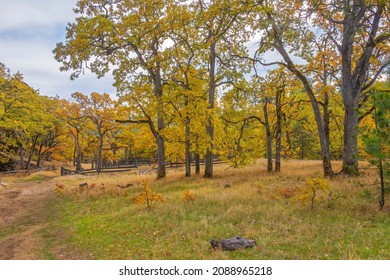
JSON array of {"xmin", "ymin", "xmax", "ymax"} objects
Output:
[{"xmin": 0, "ymin": 0, "xmax": 115, "ymax": 99}]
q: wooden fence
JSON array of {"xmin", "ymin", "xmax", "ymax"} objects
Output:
[
  {"xmin": 61, "ymin": 165, "xmax": 138, "ymax": 176},
  {"xmin": 0, "ymin": 166, "xmax": 55, "ymax": 176},
  {"xmin": 60, "ymin": 159, "xmax": 227, "ymax": 176}
]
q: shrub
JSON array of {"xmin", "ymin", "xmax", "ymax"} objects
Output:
[
  {"xmin": 133, "ymin": 179, "xmax": 164, "ymax": 209},
  {"xmin": 54, "ymin": 183, "xmax": 66, "ymax": 196},
  {"xmin": 292, "ymin": 177, "xmax": 331, "ymax": 211},
  {"xmin": 271, "ymin": 187, "xmax": 297, "ymax": 200},
  {"xmin": 256, "ymin": 184, "xmax": 265, "ymax": 194},
  {"xmin": 183, "ymin": 190, "xmax": 196, "ymax": 202}
]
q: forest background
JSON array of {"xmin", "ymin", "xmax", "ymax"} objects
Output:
[{"xmin": 1, "ymin": 0, "xmax": 389, "ymax": 203}]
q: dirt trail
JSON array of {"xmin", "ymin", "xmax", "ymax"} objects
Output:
[{"xmin": 0, "ymin": 179, "xmax": 56, "ymax": 259}]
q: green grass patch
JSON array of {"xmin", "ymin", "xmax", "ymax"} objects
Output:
[
  {"xmin": 0, "ymin": 225, "xmax": 18, "ymax": 239},
  {"xmin": 43, "ymin": 169, "xmax": 390, "ymax": 260},
  {"xmin": 15, "ymin": 173, "xmax": 55, "ymax": 183}
]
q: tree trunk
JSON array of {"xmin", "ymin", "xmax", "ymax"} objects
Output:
[
  {"xmin": 45, "ymin": 131, "xmax": 54, "ymax": 161},
  {"xmin": 266, "ymin": 131, "xmax": 273, "ymax": 172},
  {"xmin": 19, "ymin": 143, "xmax": 25, "ymax": 169},
  {"xmin": 287, "ymin": 70, "xmax": 333, "ymax": 176},
  {"xmin": 76, "ymin": 153, "xmax": 82, "ymax": 171},
  {"xmin": 72, "ymin": 132, "xmax": 83, "ymax": 171},
  {"xmin": 124, "ymin": 147, "xmax": 128, "ymax": 163},
  {"xmin": 275, "ymin": 134, "xmax": 281, "ymax": 172},
  {"xmin": 204, "ymin": 133, "xmax": 214, "ymax": 178},
  {"xmin": 96, "ymin": 136, "xmax": 103, "ymax": 174},
  {"xmin": 338, "ymin": 3, "xmax": 384, "ymax": 176},
  {"xmin": 195, "ymin": 153, "xmax": 200, "ymax": 175},
  {"xmin": 275, "ymin": 90, "xmax": 282, "ymax": 172},
  {"xmin": 46, "ymin": 151, "xmax": 52, "ymax": 162},
  {"xmin": 291, "ymin": 79, "xmax": 333, "ymax": 176},
  {"xmin": 25, "ymin": 135, "xmax": 39, "ymax": 170},
  {"xmin": 285, "ymin": 130, "xmax": 292, "ymax": 157},
  {"xmin": 379, "ymin": 157, "xmax": 385, "ymax": 210},
  {"xmin": 73, "ymin": 137, "xmax": 77, "ymax": 167},
  {"xmin": 339, "ymin": 19, "xmax": 360, "ymax": 175},
  {"xmin": 204, "ymin": 41, "xmax": 216, "ymax": 178},
  {"xmin": 185, "ymin": 115, "xmax": 191, "ymax": 177},
  {"xmin": 322, "ymin": 69, "xmax": 332, "ymax": 164},
  {"xmin": 263, "ymin": 100, "xmax": 273, "ymax": 172},
  {"xmin": 317, "ymin": 114, "xmax": 334, "ymax": 177},
  {"xmin": 36, "ymin": 141, "xmax": 44, "ymax": 167},
  {"xmin": 155, "ymin": 89, "xmax": 166, "ymax": 179},
  {"xmin": 153, "ymin": 64, "xmax": 166, "ymax": 179},
  {"xmin": 156, "ymin": 133, "xmax": 166, "ymax": 178},
  {"xmin": 267, "ymin": 11, "xmax": 334, "ymax": 177},
  {"xmin": 75, "ymin": 139, "xmax": 82, "ymax": 171},
  {"xmin": 342, "ymin": 100, "xmax": 359, "ymax": 175}
]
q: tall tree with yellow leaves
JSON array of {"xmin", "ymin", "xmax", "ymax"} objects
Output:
[
  {"xmin": 252, "ymin": 0, "xmax": 390, "ymax": 176},
  {"xmin": 72, "ymin": 92, "xmax": 119, "ymax": 173},
  {"xmin": 192, "ymin": 0, "xmax": 252, "ymax": 177},
  {"xmin": 54, "ymin": 0, "xmax": 175, "ymax": 178}
]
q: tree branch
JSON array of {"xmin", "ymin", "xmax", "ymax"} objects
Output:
[
  {"xmin": 115, "ymin": 119, "xmax": 149, "ymax": 124},
  {"xmin": 359, "ymin": 106, "xmax": 376, "ymax": 122},
  {"xmin": 362, "ymin": 60, "xmax": 390, "ymax": 91}
]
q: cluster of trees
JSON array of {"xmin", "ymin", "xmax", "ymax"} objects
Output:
[
  {"xmin": 0, "ymin": 67, "xmax": 155, "ymax": 172},
  {"xmin": 0, "ymin": 63, "xmax": 61, "ymax": 171},
  {"xmin": 52, "ymin": 0, "xmax": 389, "ymax": 179},
  {"xmin": 1, "ymin": 1, "xmax": 389, "ymax": 181}
]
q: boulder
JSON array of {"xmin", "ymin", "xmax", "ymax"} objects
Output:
[{"xmin": 210, "ymin": 236, "xmax": 256, "ymax": 251}]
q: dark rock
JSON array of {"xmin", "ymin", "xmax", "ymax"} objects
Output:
[
  {"xmin": 210, "ymin": 236, "xmax": 256, "ymax": 251},
  {"xmin": 117, "ymin": 183, "xmax": 134, "ymax": 189},
  {"xmin": 79, "ymin": 183, "xmax": 88, "ymax": 188}
]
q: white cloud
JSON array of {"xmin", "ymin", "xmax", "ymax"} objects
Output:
[
  {"xmin": 0, "ymin": 36, "xmax": 116, "ymax": 99},
  {"xmin": 0, "ymin": 0, "xmax": 75, "ymax": 31},
  {"xmin": 0, "ymin": 0, "xmax": 116, "ymax": 99}
]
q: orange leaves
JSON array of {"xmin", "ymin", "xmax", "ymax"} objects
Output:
[
  {"xmin": 292, "ymin": 177, "xmax": 331, "ymax": 211},
  {"xmin": 271, "ymin": 177, "xmax": 332, "ymax": 211},
  {"xmin": 133, "ymin": 179, "xmax": 164, "ymax": 208},
  {"xmin": 53, "ymin": 183, "xmax": 66, "ymax": 196},
  {"xmin": 182, "ymin": 190, "xmax": 196, "ymax": 202},
  {"xmin": 256, "ymin": 184, "xmax": 265, "ymax": 194},
  {"xmin": 272, "ymin": 187, "xmax": 297, "ymax": 200}
]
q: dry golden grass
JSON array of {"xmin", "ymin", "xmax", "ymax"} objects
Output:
[
  {"xmin": 3, "ymin": 159, "xmax": 388, "ymax": 260},
  {"xmin": 44, "ymin": 159, "xmax": 385, "ymax": 216}
]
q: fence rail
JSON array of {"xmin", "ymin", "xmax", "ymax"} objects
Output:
[
  {"xmin": 0, "ymin": 166, "xmax": 54, "ymax": 175},
  {"xmin": 60, "ymin": 166, "xmax": 138, "ymax": 176},
  {"xmin": 60, "ymin": 159, "xmax": 227, "ymax": 176}
]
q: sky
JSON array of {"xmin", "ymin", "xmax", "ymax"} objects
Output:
[
  {"xmin": 0, "ymin": 0, "xmax": 115, "ymax": 99},
  {"xmin": 0, "ymin": 1, "xmax": 277, "ymax": 100}
]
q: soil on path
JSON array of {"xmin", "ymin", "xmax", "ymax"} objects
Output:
[{"xmin": 0, "ymin": 178, "xmax": 60, "ymax": 259}]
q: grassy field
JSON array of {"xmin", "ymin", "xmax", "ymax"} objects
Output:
[{"xmin": 4, "ymin": 160, "xmax": 389, "ymax": 260}]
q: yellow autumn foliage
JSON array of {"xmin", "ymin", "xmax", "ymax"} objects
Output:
[
  {"xmin": 54, "ymin": 183, "xmax": 66, "ymax": 197},
  {"xmin": 292, "ymin": 177, "xmax": 331, "ymax": 210},
  {"xmin": 133, "ymin": 179, "xmax": 164, "ymax": 208},
  {"xmin": 182, "ymin": 190, "xmax": 196, "ymax": 202}
]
